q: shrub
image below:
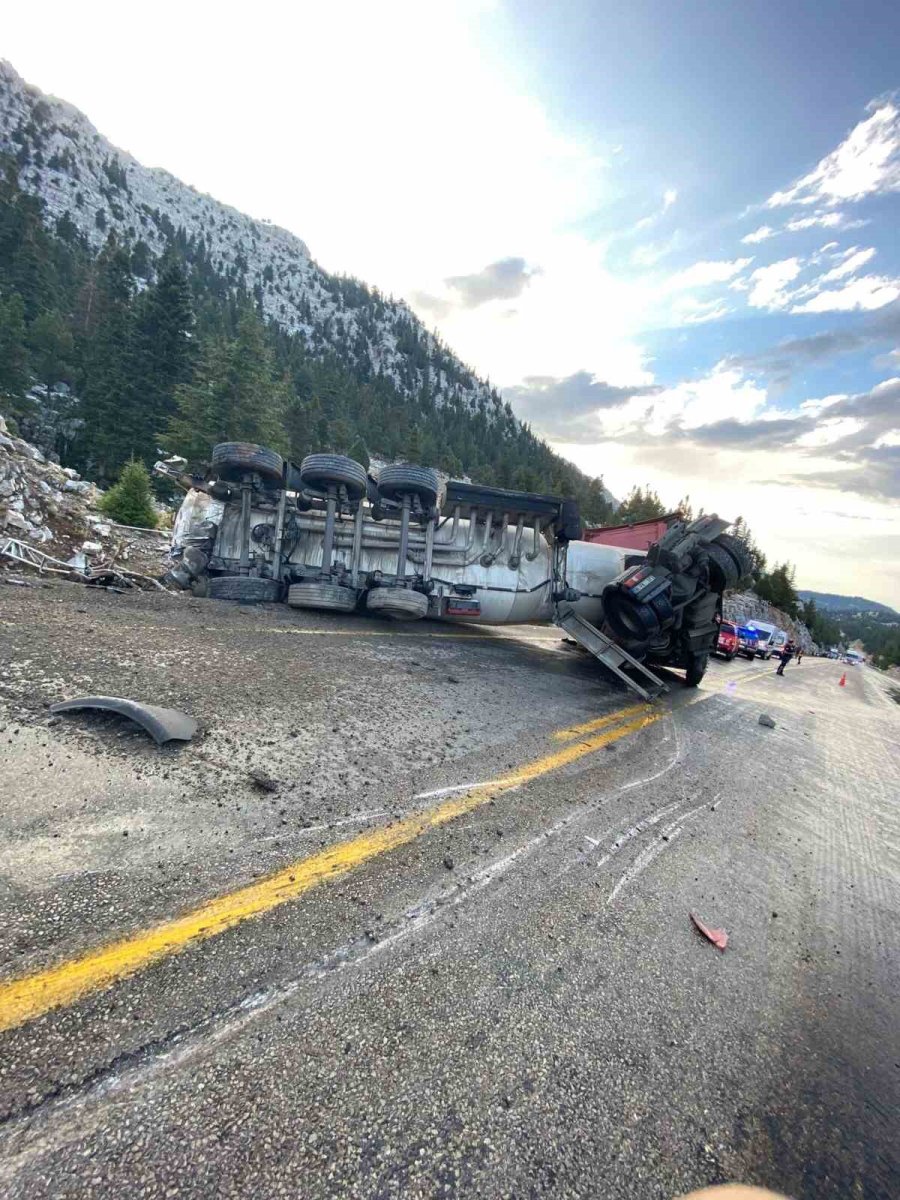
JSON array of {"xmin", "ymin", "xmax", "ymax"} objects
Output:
[{"xmin": 99, "ymin": 460, "xmax": 158, "ymax": 528}]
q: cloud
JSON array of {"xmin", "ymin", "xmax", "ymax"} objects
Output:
[
  {"xmin": 409, "ymin": 289, "xmax": 452, "ymax": 319},
  {"xmin": 747, "ymin": 258, "xmax": 803, "ymax": 309},
  {"xmin": 742, "ymin": 226, "xmax": 776, "ymax": 244},
  {"xmin": 725, "ymin": 301, "xmax": 900, "ymax": 380},
  {"xmin": 816, "ymin": 246, "xmax": 876, "ymax": 283},
  {"xmin": 675, "ymin": 415, "xmax": 815, "ymax": 449},
  {"xmin": 767, "ymin": 98, "xmax": 900, "ymax": 207},
  {"xmin": 444, "ymin": 257, "xmax": 540, "ymax": 308},
  {"xmin": 504, "ymin": 372, "xmax": 660, "ymax": 440},
  {"xmin": 827, "ymin": 376, "xmax": 900, "ymax": 423},
  {"xmin": 633, "ymin": 188, "xmax": 679, "ymax": 232},
  {"xmin": 677, "ymin": 298, "xmax": 732, "ymax": 325},
  {"xmin": 791, "ymin": 454, "xmax": 900, "ymax": 500},
  {"xmin": 574, "ymin": 364, "xmax": 900, "ymax": 502},
  {"xmin": 741, "ymin": 212, "xmax": 866, "ymax": 245},
  {"xmin": 668, "ymin": 257, "xmax": 752, "ymax": 289},
  {"xmin": 785, "ymin": 211, "xmax": 867, "ymax": 234},
  {"xmin": 791, "ymin": 275, "xmax": 900, "ymax": 314}
]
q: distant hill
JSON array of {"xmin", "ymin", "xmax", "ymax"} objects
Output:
[{"xmin": 798, "ymin": 591, "xmax": 898, "ymax": 617}]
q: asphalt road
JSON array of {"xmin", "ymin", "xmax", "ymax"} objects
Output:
[{"xmin": 0, "ymin": 581, "xmax": 898, "ymax": 1199}]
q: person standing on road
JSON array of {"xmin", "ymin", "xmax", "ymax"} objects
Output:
[
  {"xmin": 796, "ymin": 646, "xmax": 803, "ymax": 664},
  {"xmin": 776, "ymin": 639, "xmax": 795, "ymax": 676}
]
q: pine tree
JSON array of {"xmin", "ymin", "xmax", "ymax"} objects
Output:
[
  {"xmin": 99, "ymin": 459, "xmax": 158, "ymax": 527},
  {"xmin": 130, "ymin": 255, "xmax": 194, "ymax": 461},
  {"xmin": 618, "ymin": 484, "xmax": 666, "ymax": 523},
  {"xmin": 404, "ymin": 424, "xmax": 423, "ymax": 463},
  {"xmin": 676, "ymin": 494, "xmax": 694, "ymax": 522},
  {"xmin": 755, "ymin": 562, "xmax": 799, "ymax": 617},
  {"xmin": 0, "ymin": 293, "xmax": 28, "ymax": 398},
  {"xmin": 73, "ymin": 239, "xmax": 136, "ymax": 479},
  {"xmin": 166, "ymin": 308, "xmax": 288, "ymax": 462},
  {"xmin": 28, "ymin": 309, "xmax": 74, "ymax": 392}
]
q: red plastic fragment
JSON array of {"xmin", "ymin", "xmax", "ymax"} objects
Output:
[{"xmin": 690, "ymin": 911, "xmax": 728, "ymax": 951}]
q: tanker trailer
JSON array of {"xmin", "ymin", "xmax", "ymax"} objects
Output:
[{"xmin": 156, "ymin": 443, "xmax": 751, "ymax": 700}]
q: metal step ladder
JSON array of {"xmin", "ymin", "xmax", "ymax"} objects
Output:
[{"xmin": 554, "ymin": 607, "xmax": 668, "ymax": 702}]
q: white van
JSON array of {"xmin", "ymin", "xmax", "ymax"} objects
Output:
[{"xmin": 746, "ymin": 620, "xmax": 784, "ymax": 660}]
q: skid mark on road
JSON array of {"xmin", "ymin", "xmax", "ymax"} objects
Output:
[
  {"xmin": 0, "ymin": 708, "xmax": 661, "ymax": 1035},
  {"xmin": 593, "ymin": 803, "xmax": 681, "ymax": 870},
  {"xmin": 606, "ymin": 802, "xmax": 710, "ymax": 903}
]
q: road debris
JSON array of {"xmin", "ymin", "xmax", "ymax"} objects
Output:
[
  {"xmin": 758, "ymin": 713, "xmax": 776, "ymax": 728},
  {"xmin": 249, "ymin": 768, "xmax": 279, "ymax": 793},
  {"xmin": 690, "ymin": 912, "xmax": 728, "ymax": 951},
  {"xmin": 49, "ymin": 697, "xmax": 198, "ymax": 745},
  {"xmin": 1, "ymin": 535, "xmax": 173, "ymax": 592}
]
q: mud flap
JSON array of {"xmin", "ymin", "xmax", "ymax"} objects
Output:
[{"xmin": 49, "ymin": 697, "xmax": 198, "ymax": 744}]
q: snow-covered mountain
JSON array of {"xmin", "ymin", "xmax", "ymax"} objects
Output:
[{"xmin": 0, "ymin": 60, "xmax": 498, "ymax": 415}]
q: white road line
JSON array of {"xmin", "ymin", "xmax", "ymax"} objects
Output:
[{"xmin": 413, "ymin": 782, "xmax": 491, "ymax": 801}]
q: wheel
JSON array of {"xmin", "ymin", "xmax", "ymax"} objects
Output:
[
  {"xmin": 684, "ymin": 651, "xmax": 709, "ymax": 687},
  {"xmin": 365, "ymin": 587, "xmax": 429, "ymax": 620},
  {"xmin": 211, "ymin": 442, "xmax": 284, "ymax": 485},
  {"xmin": 600, "ymin": 620, "xmax": 649, "ymax": 660},
  {"xmin": 705, "ymin": 543, "xmax": 740, "ymax": 591},
  {"xmin": 714, "ymin": 533, "xmax": 753, "ymax": 581},
  {"xmin": 376, "ymin": 463, "xmax": 440, "ymax": 506},
  {"xmin": 602, "ymin": 589, "xmax": 661, "ymax": 642},
  {"xmin": 299, "ymin": 454, "xmax": 367, "ymax": 501},
  {"xmin": 726, "ymin": 653, "xmax": 735, "ymax": 662},
  {"xmin": 286, "ymin": 582, "xmax": 358, "ymax": 612},
  {"xmin": 208, "ymin": 575, "xmax": 281, "ymax": 603}
]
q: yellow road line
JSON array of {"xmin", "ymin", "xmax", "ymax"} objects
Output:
[
  {"xmin": 553, "ymin": 703, "xmax": 650, "ymax": 741},
  {"xmin": 0, "ymin": 711, "xmax": 661, "ymax": 1034}
]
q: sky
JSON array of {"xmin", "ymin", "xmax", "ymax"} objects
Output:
[{"xmin": 3, "ymin": 0, "xmax": 900, "ymax": 605}]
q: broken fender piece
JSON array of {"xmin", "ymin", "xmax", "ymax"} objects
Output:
[
  {"xmin": 49, "ymin": 697, "xmax": 198, "ymax": 745},
  {"xmin": 690, "ymin": 912, "xmax": 728, "ymax": 951}
]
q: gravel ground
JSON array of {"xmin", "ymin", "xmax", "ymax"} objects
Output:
[{"xmin": 0, "ymin": 581, "xmax": 897, "ymax": 1198}]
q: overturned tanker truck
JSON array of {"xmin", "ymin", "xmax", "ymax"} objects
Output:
[{"xmin": 155, "ymin": 442, "xmax": 751, "ymax": 702}]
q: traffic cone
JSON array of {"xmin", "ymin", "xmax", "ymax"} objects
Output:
[{"xmin": 839, "ymin": 672, "xmax": 846, "ymax": 687}]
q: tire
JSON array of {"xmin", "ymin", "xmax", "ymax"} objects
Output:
[
  {"xmin": 211, "ymin": 442, "xmax": 284, "ymax": 485},
  {"xmin": 705, "ymin": 543, "xmax": 740, "ymax": 591},
  {"xmin": 366, "ymin": 587, "xmax": 429, "ymax": 620},
  {"xmin": 376, "ymin": 463, "xmax": 440, "ymax": 506},
  {"xmin": 714, "ymin": 533, "xmax": 753, "ymax": 581},
  {"xmin": 208, "ymin": 575, "xmax": 281, "ymax": 603},
  {"xmin": 286, "ymin": 582, "xmax": 358, "ymax": 612},
  {"xmin": 684, "ymin": 651, "xmax": 709, "ymax": 687},
  {"xmin": 600, "ymin": 620, "xmax": 649, "ymax": 660},
  {"xmin": 299, "ymin": 454, "xmax": 367, "ymax": 501},
  {"xmin": 602, "ymin": 589, "xmax": 661, "ymax": 642}
]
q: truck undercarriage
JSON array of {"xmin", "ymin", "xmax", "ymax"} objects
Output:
[{"xmin": 156, "ymin": 443, "xmax": 751, "ymax": 700}]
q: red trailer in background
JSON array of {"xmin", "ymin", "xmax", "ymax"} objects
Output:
[{"xmin": 582, "ymin": 512, "xmax": 682, "ymax": 552}]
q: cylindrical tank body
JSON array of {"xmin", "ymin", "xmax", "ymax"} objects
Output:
[{"xmin": 179, "ymin": 493, "xmax": 634, "ymax": 625}]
